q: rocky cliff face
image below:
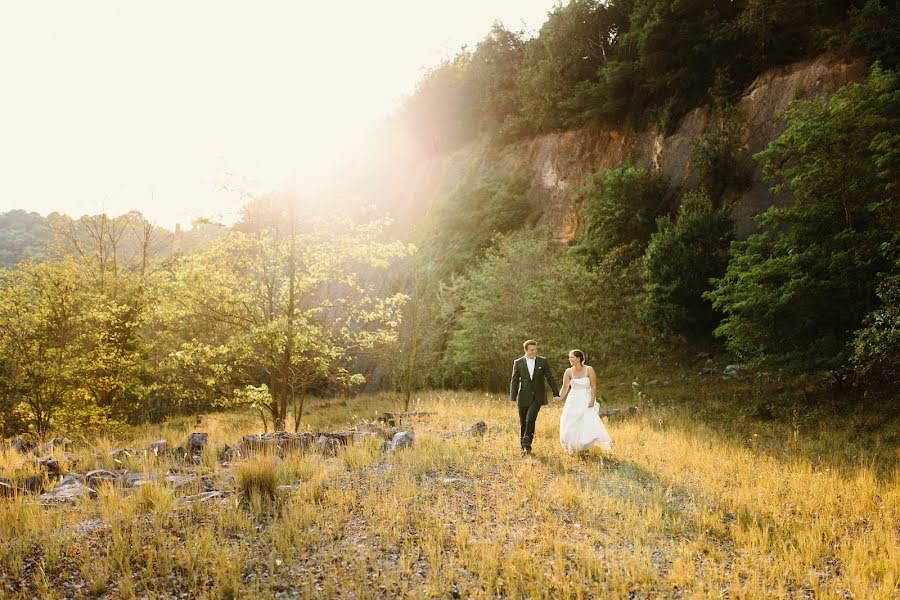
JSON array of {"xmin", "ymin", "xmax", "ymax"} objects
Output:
[{"xmin": 394, "ymin": 54, "xmax": 866, "ymax": 241}]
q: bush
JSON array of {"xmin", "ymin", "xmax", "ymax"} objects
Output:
[
  {"xmin": 569, "ymin": 165, "xmax": 671, "ymax": 265},
  {"xmin": 852, "ymin": 259, "xmax": 900, "ymax": 385},
  {"xmin": 642, "ymin": 192, "xmax": 733, "ymax": 338}
]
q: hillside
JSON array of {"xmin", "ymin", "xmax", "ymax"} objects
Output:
[{"xmin": 358, "ymin": 54, "xmax": 865, "ymax": 241}]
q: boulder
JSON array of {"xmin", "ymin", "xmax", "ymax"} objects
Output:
[
  {"xmin": 34, "ymin": 456, "xmax": 61, "ymax": 478},
  {"xmin": 186, "ymin": 432, "xmax": 208, "ymax": 454},
  {"xmin": 390, "ymin": 431, "xmax": 415, "ymax": 452},
  {"xmin": 10, "ymin": 436, "xmax": 35, "ymax": 454},
  {"xmin": 86, "ymin": 470, "xmax": 123, "ymax": 489},
  {"xmin": 723, "ymin": 364, "xmax": 740, "ymax": 377},
  {"xmin": 40, "ymin": 481, "xmax": 97, "ymax": 504},
  {"xmin": 39, "ymin": 437, "xmax": 71, "ymax": 455},
  {"xmin": 147, "ymin": 440, "xmax": 168, "ymax": 457},
  {"xmin": 22, "ymin": 475, "xmax": 44, "ymax": 493},
  {"xmin": 463, "ymin": 421, "xmax": 487, "ymax": 437}
]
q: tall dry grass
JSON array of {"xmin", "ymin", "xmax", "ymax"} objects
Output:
[{"xmin": 0, "ymin": 382, "xmax": 897, "ymax": 598}]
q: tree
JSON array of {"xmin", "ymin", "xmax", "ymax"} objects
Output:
[
  {"xmin": 642, "ymin": 191, "xmax": 733, "ymax": 338},
  {"xmin": 437, "ymin": 230, "xmax": 649, "ymax": 390},
  {"xmin": 707, "ymin": 66, "xmax": 900, "ymax": 375},
  {"xmin": 569, "ymin": 164, "xmax": 671, "ymax": 265},
  {"xmin": 0, "ymin": 260, "xmax": 84, "ymax": 435},
  {"xmin": 161, "ymin": 195, "xmax": 411, "ymax": 430}
]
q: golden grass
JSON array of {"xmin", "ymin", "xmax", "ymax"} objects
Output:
[{"xmin": 0, "ymin": 385, "xmax": 897, "ymax": 598}]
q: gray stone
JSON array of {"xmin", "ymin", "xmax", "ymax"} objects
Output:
[
  {"xmin": 39, "ymin": 437, "xmax": 71, "ymax": 455},
  {"xmin": 34, "ymin": 456, "xmax": 61, "ymax": 478},
  {"xmin": 10, "ymin": 436, "xmax": 35, "ymax": 454},
  {"xmin": 58, "ymin": 473, "xmax": 86, "ymax": 487},
  {"xmin": 186, "ymin": 432, "xmax": 209, "ymax": 454},
  {"xmin": 147, "ymin": 440, "xmax": 168, "ymax": 456},
  {"xmin": 164, "ymin": 474, "xmax": 198, "ymax": 490},
  {"xmin": 390, "ymin": 431, "xmax": 415, "ymax": 452},
  {"xmin": 723, "ymin": 364, "xmax": 740, "ymax": 376},
  {"xmin": 463, "ymin": 421, "xmax": 487, "ymax": 437},
  {"xmin": 40, "ymin": 481, "xmax": 97, "ymax": 504},
  {"xmin": 86, "ymin": 470, "xmax": 123, "ymax": 489}
]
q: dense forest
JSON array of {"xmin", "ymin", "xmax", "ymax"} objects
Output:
[
  {"xmin": 395, "ymin": 0, "xmax": 899, "ymax": 397},
  {"xmin": 1, "ymin": 0, "xmax": 898, "ymax": 438}
]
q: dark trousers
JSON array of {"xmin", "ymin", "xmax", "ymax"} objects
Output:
[{"xmin": 518, "ymin": 402, "xmax": 542, "ymax": 451}]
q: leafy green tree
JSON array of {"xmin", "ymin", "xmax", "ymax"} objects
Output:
[
  {"xmin": 642, "ymin": 192, "xmax": 733, "ymax": 337},
  {"xmin": 515, "ymin": 0, "xmax": 623, "ymax": 132},
  {"xmin": 0, "ymin": 260, "xmax": 85, "ymax": 435},
  {"xmin": 707, "ymin": 66, "xmax": 900, "ymax": 374},
  {"xmin": 691, "ymin": 106, "xmax": 749, "ymax": 201},
  {"xmin": 463, "ymin": 23, "xmax": 527, "ymax": 139},
  {"xmin": 846, "ymin": 0, "xmax": 900, "ymax": 68},
  {"xmin": 437, "ymin": 231, "xmax": 649, "ymax": 390},
  {"xmin": 570, "ymin": 165, "xmax": 671, "ymax": 265},
  {"xmin": 160, "ymin": 196, "xmax": 411, "ymax": 430},
  {"xmin": 422, "ymin": 169, "xmax": 530, "ymax": 279}
]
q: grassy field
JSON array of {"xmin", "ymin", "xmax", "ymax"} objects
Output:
[{"xmin": 1, "ymin": 371, "xmax": 898, "ymax": 599}]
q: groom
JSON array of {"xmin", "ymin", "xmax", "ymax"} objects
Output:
[{"xmin": 510, "ymin": 340, "xmax": 560, "ymax": 455}]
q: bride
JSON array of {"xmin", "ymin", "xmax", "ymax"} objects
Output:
[{"xmin": 558, "ymin": 349, "xmax": 613, "ymax": 455}]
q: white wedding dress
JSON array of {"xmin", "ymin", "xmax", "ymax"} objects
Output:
[{"xmin": 559, "ymin": 370, "xmax": 613, "ymax": 455}]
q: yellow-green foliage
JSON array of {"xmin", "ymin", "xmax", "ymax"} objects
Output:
[{"xmin": 0, "ymin": 387, "xmax": 897, "ymax": 598}]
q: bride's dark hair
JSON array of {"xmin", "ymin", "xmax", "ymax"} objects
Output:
[{"xmin": 569, "ymin": 349, "xmax": 586, "ymax": 365}]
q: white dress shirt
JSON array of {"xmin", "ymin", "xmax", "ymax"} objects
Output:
[{"xmin": 526, "ymin": 356, "xmax": 535, "ymax": 379}]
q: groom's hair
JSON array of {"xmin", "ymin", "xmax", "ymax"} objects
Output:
[{"xmin": 523, "ymin": 339, "xmax": 537, "ymax": 350}]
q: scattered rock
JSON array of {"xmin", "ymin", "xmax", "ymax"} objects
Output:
[
  {"xmin": 147, "ymin": 440, "xmax": 168, "ymax": 457},
  {"xmin": 10, "ymin": 436, "xmax": 35, "ymax": 454},
  {"xmin": 463, "ymin": 421, "xmax": 487, "ymax": 437},
  {"xmin": 390, "ymin": 431, "xmax": 415, "ymax": 452},
  {"xmin": 22, "ymin": 475, "xmax": 44, "ymax": 493},
  {"xmin": 39, "ymin": 437, "xmax": 71, "ymax": 455},
  {"xmin": 164, "ymin": 474, "xmax": 198, "ymax": 490},
  {"xmin": 723, "ymin": 364, "xmax": 740, "ymax": 377},
  {"xmin": 40, "ymin": 481, "xmax": 97, "ymax": 504},
  {"xmin": 696, "ymin": 352, "xmax": 710, "ymax": 359},
  {"xmin": 701, "ymin": 367, "xmax": 715, "ymax": 375},
  {"xmin": 86, "ymin": 470, "xmax": 123, "ymax": 489},
  {"xmin": 34, "ymin": 456, "xmax": 61, "ymax": 478},
  {"xmin": 172, "ymin": 490, "xmax": 230, "ymax": 507}
]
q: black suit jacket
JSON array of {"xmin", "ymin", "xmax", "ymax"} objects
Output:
[{"xmin": 510, "ymin": 355, "xmax": 559, "ymax": 407}]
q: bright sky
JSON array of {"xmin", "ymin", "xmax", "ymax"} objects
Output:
[{"xmin": 0, "ymin": 1, "xmax": 557, "ymax": 229}]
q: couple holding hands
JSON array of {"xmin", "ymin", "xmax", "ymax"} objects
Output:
[{"xmin": 510, "ymin": 340, "xmax": 613, "ymax": 456}]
